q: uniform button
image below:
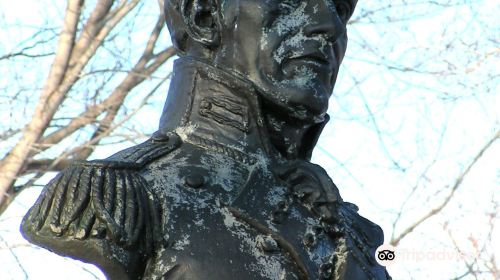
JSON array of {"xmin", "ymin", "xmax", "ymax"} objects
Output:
[
  {"xmin": 271, "ymin": 200, "xmax": 289, "ymax": 224},
  {"xmin": 185, "ymin": 173, "xmax": 205, "ymax": 189},
  {"xmin": 271, "ymin": 210, "xmax": 287, "ymax": 224},
  {"xmin": 278, "ymin": 200, "xmax": 287, "ymax": 210},
  {"xmin": 257, "ymin": 235, "xmax": 278, "ymax": 253},
  {"xmin": 303, "ymin": 232, "xmax": 316, "ymax": 248},
  {"xmin": 313, "ymin": 225, "xmax": 323, "ymax": 235}
]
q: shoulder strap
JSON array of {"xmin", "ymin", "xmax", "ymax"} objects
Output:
[
  {"xmin": 21, "ymin": 131, "xmax": 181, "ymax": 279},
  {"xmin": 100, "ymin": 131, "xmax": 181, "ymax": 168}
]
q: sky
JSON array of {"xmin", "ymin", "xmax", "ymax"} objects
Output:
[{"xmin": 0, "ymin": 1, "xmax": 499, "ymax": 279}]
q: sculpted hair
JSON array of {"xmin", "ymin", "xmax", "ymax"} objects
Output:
[
  {"xmin": 163, "ymin": 0, "xmax": 223, "ymax": 55},
  {"xmin": 163, "ymin": 0, "xmax": 189, "ymax": 54}
]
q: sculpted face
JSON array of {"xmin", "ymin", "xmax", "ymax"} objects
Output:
[
  {"xmin": 165, "ymin": 0, "xmax": 357, "ymax": 122},
  {"xmin": 214, "ymin": 0, "xmax": 356, "ymax": 122}
]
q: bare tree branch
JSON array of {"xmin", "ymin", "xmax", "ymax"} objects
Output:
[
  {"xmin": 391, "ymin": 129, "xmax": 500, "ymax": 246},
  {"xmin": 0, "ymin": 0, "xmax": 84, "ymax": 207},
  {"xmin": 0, "ymin": 0, "xmax": 148, "ymax": 209}
]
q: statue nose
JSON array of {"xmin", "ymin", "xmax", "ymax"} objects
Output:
[{"xmin": 303, "ymin": 6, "xmax": 346, "ymax": 43}]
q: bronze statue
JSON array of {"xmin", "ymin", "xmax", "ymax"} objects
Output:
[{"xmin": 22, "ymin": 0, "xmax": 391, "ymax": 279}]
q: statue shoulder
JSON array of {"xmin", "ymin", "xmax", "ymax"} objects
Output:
[{"xmin": 21, "ymin": 132, "xmax": 181, "ymax": 279}]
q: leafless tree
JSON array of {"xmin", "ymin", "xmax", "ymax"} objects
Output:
[
  {"xmin": 0, "ymin": 0, "xmax": 498, "ymax": 279},
  {"xmin": 0, "ymin": 0, "xmax": 176, "ymax": 214}
]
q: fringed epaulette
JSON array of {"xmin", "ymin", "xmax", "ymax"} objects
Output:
[{"xmin": 21, "ymin": 132, "xmax": 181, "ymax": 278}]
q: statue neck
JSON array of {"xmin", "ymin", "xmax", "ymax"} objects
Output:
[{"xmin": 158, "ymin": 57, "xmax": 328, "ymax": 161}]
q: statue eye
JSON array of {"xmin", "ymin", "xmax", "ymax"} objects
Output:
[{"xmin": 335, "ymin": 1, "xmax": 353, "ymax": 23}]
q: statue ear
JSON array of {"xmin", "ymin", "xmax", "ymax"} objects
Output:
[{"xmin": 181, "ymin": 0, "xmax": 221, "ymax": 48}]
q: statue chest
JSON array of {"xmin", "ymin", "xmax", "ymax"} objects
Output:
[{"xmin": 142, "ymin": 150, "xmax": 337, "ymax": 279}]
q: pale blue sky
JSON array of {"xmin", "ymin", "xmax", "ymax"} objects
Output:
[{"xmin": 1, "ymin": 1, "xmax": 498, "ymax": 279}]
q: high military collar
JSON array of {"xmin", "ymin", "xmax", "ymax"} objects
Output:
[{"xmin": 158, "ymin": 57, "xmax": 328, "ymax": 162}]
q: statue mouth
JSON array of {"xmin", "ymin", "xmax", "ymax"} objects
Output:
[
  {"xmin": 280, "ymin": 48, "xmax": 336, "ymax": 86},
  {"xmin": 282, "ymin": 48, "xmax": 335, "ymax": 71}
]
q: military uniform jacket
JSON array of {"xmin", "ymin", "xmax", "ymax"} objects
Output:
[{"xmin": 21, "ymin": 59, "xmax": 390, "ymax": 280}]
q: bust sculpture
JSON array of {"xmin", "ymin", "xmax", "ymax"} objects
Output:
[{"xmin": 22, "ymin": 0, "xmax": 391, "ymax": 279}]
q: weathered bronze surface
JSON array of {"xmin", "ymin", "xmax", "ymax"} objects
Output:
[{"xmin": 22, "ymin": 0, "xmax": 391, "ymax": 279}]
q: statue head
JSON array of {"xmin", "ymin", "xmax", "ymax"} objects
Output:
[{"xmin": 163, "ymin": 0, "xmax": 357, "ymax": 122}]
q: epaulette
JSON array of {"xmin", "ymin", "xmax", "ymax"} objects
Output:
[{"xmin": 21, "ymin": 132, "xmax": 181, "ymax": 278}]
